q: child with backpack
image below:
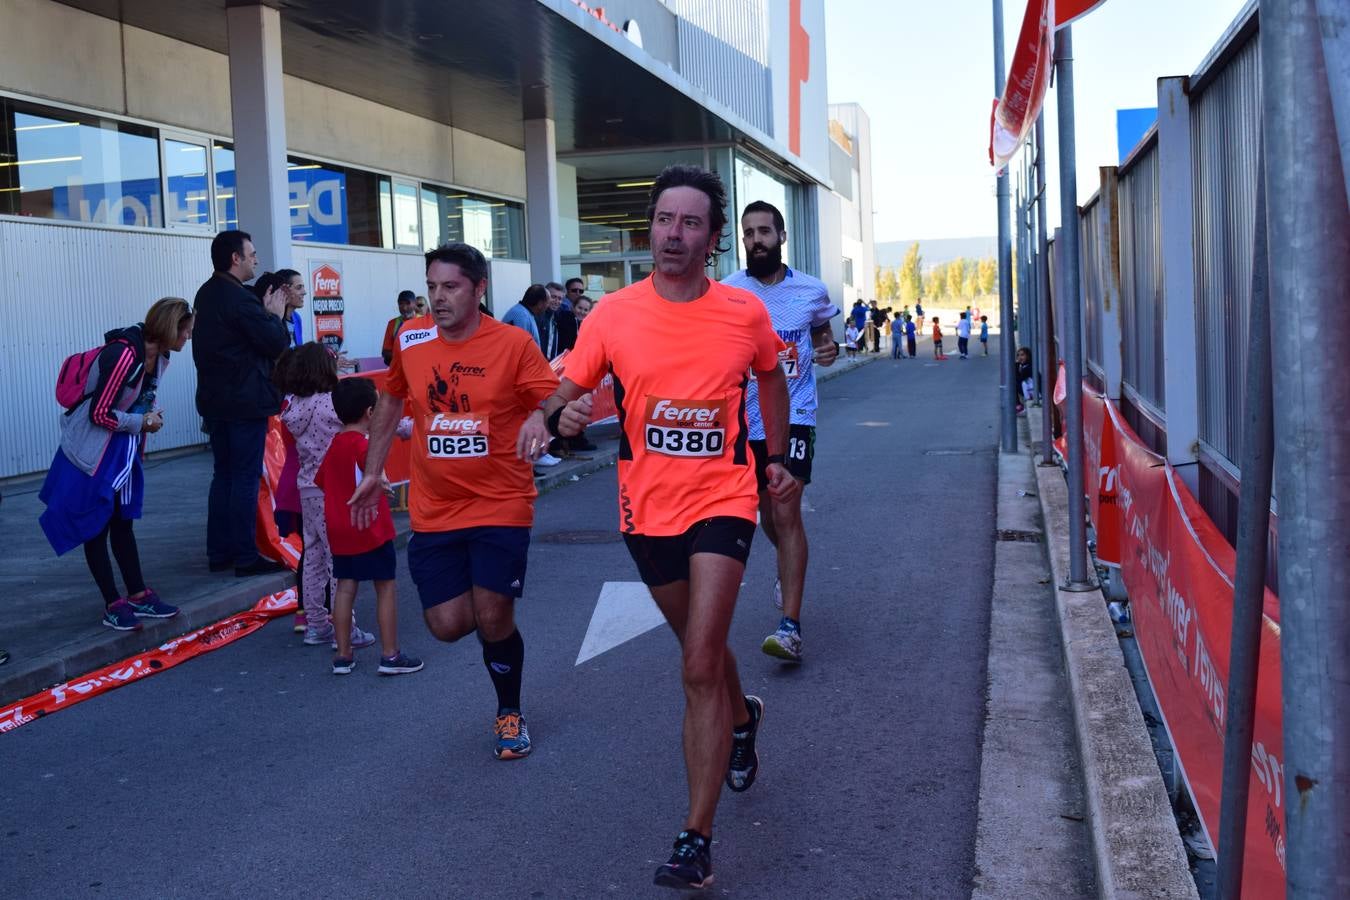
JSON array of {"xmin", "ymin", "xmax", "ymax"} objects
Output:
[
  {"xmin": 40, "ymin": 298, "xmax": 195, "ymax": 630},
  {"xmin": 278, "ymin": 343, "xmax": 374, "ymax": 650},
  {"xmin": 317, "ymin": 377, "xmax": 422, "ymax": 676}
]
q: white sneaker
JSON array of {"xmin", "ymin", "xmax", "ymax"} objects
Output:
[
  {"xmin": 535, "ymin": 453, "xmax": 563, "ymax": 467},
  {"xmin": 771, "ymin": 578, "xmax": 783, "ymax": 610}
]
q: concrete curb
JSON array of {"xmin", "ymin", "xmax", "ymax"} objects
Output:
[
  {"xmin": 0, "ymin": 570, "xmax": 295, "ymax": 707},
  {"xmin": 1030, "ymin": 412, "xmax": 1197, "ymax": 899}
]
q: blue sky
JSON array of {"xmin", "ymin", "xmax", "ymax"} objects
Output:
[{"xmin": 825, "ymin": 0, "xmax": 1252, "ymax": 242}]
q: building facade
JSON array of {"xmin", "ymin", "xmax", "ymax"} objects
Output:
[{"xmin": 0, "ymin": 0, "xmax": 872, "ymax": 477}]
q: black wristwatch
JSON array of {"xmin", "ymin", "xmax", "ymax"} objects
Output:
[{"xmin": 765, "ymin": 454, "xmax": 786, "ymax": 466}]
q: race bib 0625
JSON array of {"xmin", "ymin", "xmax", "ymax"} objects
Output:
[
  {"xmin": 643, "ymin": 397, "xmax": 727, "ymax": 458},
  {"xmin": 425, "ymin": 413, "xmax": 489, "ymax": 459}
]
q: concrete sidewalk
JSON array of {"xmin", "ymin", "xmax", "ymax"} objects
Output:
[{"xmin": 0, "ymin": 353, "xmax": 876, "ymax": 706}]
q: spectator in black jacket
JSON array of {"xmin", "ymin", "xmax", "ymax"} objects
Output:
[
  {"xmin": 192, "ymin": 230, "xmax": 292, "ymax": 577},
  {"xmin": 547, "ymin": 282, "xmax": 578, "ymax": 354}
]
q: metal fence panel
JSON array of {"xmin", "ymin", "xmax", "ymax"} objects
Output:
[
  {"xmin": 1079, "ymin": 196, "xmax": 1105, "ymax": 376},
  {"xmin": 1191, "ymin": 32, "xmax": 1262, "ymax": 465},
  {"xmin": 1118, "ymin": 139, "xmax": 1166, "ymax": 411}
]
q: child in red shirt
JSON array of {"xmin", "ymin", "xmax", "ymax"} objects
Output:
[
  {"xmin": 932, "ymin": 317, "xmax": 946, "ymax": 360},
  {"xmin": 316, "ymin": 377, "xmax": 422, "ymax": 676}
]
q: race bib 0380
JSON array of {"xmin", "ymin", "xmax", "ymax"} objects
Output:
[
  {"xmin": 643, "ymin": 397, "xmax": 727, "ymax": 458},
  {"xmin": 425, "ymin": 413, "xmax": 489, "ymax": 459}
]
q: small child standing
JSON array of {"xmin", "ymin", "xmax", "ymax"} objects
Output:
[
  {"xmin": 279, "ymin": 343, "xmax": 374, "ymax": 650},
  {"xmin": 316, "ymin": 377, "xmax": 422, "ymax": 676},
  {"xmin": 979, "ymin": 316, "xmax": 990, "ymax": 356},
  {"xmin": 1015, "ymin": 347, "xmax": 1035, "ymax": 414},
  {"xmin": 932, "ymin": 317, "xmax": 945, "ymax": 360},
  {"xmin": 905, "ymin": 314, "xmax": 917, "ymax": 359},
  {"xmin": 844, "ymin": 321, "xmax": 860, "ymax": 358},
  {"xmin": 956, "ymin": 312, "xmax": 972, "ymax": 359}
]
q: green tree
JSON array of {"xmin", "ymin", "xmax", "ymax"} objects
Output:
[
  {"xmin": 877, "ymin": 266, "xmax": 899, "ymax": 303},
  {"xmin": 926, "ymin": 263, "xmax": 946, "ymax": 300},
  {"xmin": 946, "ymin": 257, "xmax": 965, "ymax": 300},
  {"xmin": 977, "ymin": 257, "xmax": 997, "ymax": 296},
  {"xmin": 898, "ymin": 243, "xmax": 923, "ymax": 304},
  {"xmin": 962, "ymin": 265, "xmax": 979, "ymax": 299}
]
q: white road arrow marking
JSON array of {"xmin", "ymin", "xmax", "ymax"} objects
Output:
[{"xmin": 575, "ymin": 581, "xmax": 667, "ymax": 666}]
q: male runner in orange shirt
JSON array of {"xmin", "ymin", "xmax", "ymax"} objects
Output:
[
  {"xmin": 351, "ymin": 243, "xmax": 556, "ymax": 760},
  {"xmin": 541, "ymin": 165, "xmax": 798, "ymax": 890}
]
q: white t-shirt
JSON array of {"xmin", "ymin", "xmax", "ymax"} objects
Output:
[{"xmin": 957, "ymin": 318, "xmax": 972, "ymax": 338}]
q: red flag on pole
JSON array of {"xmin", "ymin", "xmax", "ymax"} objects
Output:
[{"xmin": 988, "ymin": 0, "xmax": 1110, "ymax": 169}]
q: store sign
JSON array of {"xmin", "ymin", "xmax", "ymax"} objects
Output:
[
  {"xmin": 48, "ymin": 167, "xmax": 348, "ymax": 242},
  {"xmin": 310, "ymin": 261, "xmax": 345, "ymax": 351}
]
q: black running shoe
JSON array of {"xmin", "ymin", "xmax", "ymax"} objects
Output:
[
  {"xmin": 653, "ymin": 829, "xmax": 713, "ymax": 890},
  {"xmin": 726, "ymin": 695, "xmax": 764, "ymax": 792}
]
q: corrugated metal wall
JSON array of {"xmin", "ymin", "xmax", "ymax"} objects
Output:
[
  {"xmin": 1118, "ymin": 138, "xmax": 1165, "ymax": 412},
  {"xmin": 1079, "ymin": 196, "xmax": 1105, "ymax": 378},
  {"xmin": 1190, "ymin": 32, "xmax": 1262, "ymax": 466},
  {"xmin": 676, "ymin": 19, "xmax": 773, "ymax": 134},
  {"xmin": 0, "ymin": 218, "xmax": 428, "ymax": 478}
]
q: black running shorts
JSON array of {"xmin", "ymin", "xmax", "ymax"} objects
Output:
[
  {"xmin": 622, "ymin": 517, "xmax": 756, "ymax": 587},
  {"xmin": 749, "ymin": 424, "xmax": 815, "ymax": 490}
]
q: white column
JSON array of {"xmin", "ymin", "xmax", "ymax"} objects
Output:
[
  {"xmin": 1156, "ymin": 76, "xmax": 1201, "ymax": 493},
  {"xmin": 226, "ymin": 4, "xmax": 291, "ymax": 272},
  {"xmin": 524, "ymin": 118, "xmax": 560, "ymax": 285}
]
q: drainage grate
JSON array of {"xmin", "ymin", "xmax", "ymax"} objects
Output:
[
  {"xmin": 997, "ymin": 529, "xmax": 1043, "ymax": 543},
  {"xmin": 537, "ymin": 530, "xmax": 623, "ymax": 544},
  {"xmin": 925, "ymin": 448, "xmax": 976, "ymax": 456}
]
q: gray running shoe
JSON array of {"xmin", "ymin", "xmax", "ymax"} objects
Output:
[
  {"xmin": 726, "ymin": 695, "xmax": 764, "ymax": 792},
  {"xmin": 771, "ymin": 577, "xmax": 783, "ymax": 610},
  {"xmin": 761, "ymin": 626, "xmax": 802, "ymax": 663}
]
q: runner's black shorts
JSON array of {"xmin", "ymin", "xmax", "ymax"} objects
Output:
[
  {"xmin": 407, "ymin": 526, "xmax": 530, "ymax": 608},
  {"xmin": 623, "ymin": 517, "xmax": 756, "ymax": 587},
  {"xmin": 332, "ymin": 539, "xmax": 397, "ymax": 582},
  {"xmin": 749, "ymin": 424, "xmax": 815, "ymax": 490}
]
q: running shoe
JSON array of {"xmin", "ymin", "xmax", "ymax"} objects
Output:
[
  {"xmin": 332, "ymin": 656, "xmax": 356, "ymax": 675},
  {"xmin": 303, "ymin": 621, "xmax": 336, "ymax": 646},
  {"xmin": 332, "ymin": 628, "xmax": 376, "ymax": 650},
  {"xmin": 126, "ymin": 589, "xmax": 178, "ymax": 619},
  {"xmin": 653, "ymin": 830, "xmax": 714, "ymax": 890},
  {"xmin": 293, "ymin": 611, "xmax": 308, "ymax": 633},
  {"xmin": 534, "ymin": 453, "xmax": 563, "ymax": 467},
  {"xmin": 102, "ymin": 599, "xmax": 142, "ymax": 632},
  {"xmin": 771, "ymin": 577, "xmax": 783, "ymax": 610},
  {"xmin": 726, "ymin": 695, "xmax": 764, "ymax": 793},
  {"xmin": 494, "ymin": 710, "xmax": 532, "ymax": 760},
  {"xmin": 378, "ymin": 651, "xmax": 424, "ymax": 675},
  {"xmin": 762, "ymin": 624, "xmax": 803, "ymax": 663}
]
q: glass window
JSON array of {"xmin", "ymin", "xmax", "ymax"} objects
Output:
[
  {"xmin": 842, "ymin": 257, "xmax": 854, "ymax": 287},
  {"xmin": 733, "ymin": 154, "xmax": 794, "ymax": 271},
  {"xmin": 392, "ymin": 180, "xmax": 419, "ymax": 248},
  {"xmin": 419, "ymin": 183, "xmax": 526, "ymax": 259},
  {"xmin": 0, "ymin": 98, "xmax": 162, "ymax": 227},
  {"xmin": 213, "ymin": 143, "xmax": 237, "ymax": 230},
  {"xmin": 164, "ymin": 138, "xmax": 210, "ymax": 227}
]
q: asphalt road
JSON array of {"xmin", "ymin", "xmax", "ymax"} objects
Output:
[{"xmin": 2, "ymin": 348, "xmax": 1001, "ymax": 899}]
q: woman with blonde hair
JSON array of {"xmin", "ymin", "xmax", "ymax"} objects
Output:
[{"xmin": 39, "ymin": 297, "xmax": 195, "ymax": 631}]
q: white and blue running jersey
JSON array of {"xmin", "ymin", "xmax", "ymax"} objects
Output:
[{"xmin": 722, "ymin": 267, "xmax": 840, "ymax": 439}]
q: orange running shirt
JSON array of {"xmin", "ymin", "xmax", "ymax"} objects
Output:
[
  {"xmin": 562, "ymin": 276, "xmax": 785, "ymax": 536},
  {"xmin": 385, "ymin": 314, "xmax": 559, "ymax": 532},
  {"xmin": 933, "ymin": 322, "xmax": 943, "ymax": 340}
]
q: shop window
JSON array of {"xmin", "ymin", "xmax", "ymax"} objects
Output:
[
  {"xmin": 843, "ymin": 256, "xmax": 854, "ymax": 287},
  {"xmin": 420, "ymin": 183, "xmax": 526, "ymax": 259},
  {"xmin": 164, "ymin": 137, "xmax": 210, "ymax": 228},
  {"xmin": 0, "ymin": 98, "xmax": 162, "ymax": 227}
]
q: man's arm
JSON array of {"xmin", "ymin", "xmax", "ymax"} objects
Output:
[
  {"xmin": 541, "ymin": 378, "xmax": 593, "ymax": 437},
  {"xmin": 235, "ymin": 287, "xmax": 291, "ymax": 358},
  {"xmin": 810, "ymin": 323, "xmax": 838, "ymax": 368},
  {"xmin": 348, "ymin": 391, "xmax": 404, "ymax": 528},
  {"xmin": 753, "ymin": 364, "xmax": 801, "ymax": 504}
]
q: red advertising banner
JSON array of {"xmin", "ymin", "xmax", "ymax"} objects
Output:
[
  {"xmin": 990, "ymin": 0, "xmax": 1054, "ymax": 169},
  {"xmin": 0, "ymin": 589, "xmax": 298, "ymax": 734},
  {"xmin": 549, "ymin": 350, "xmax": 618, "ymax": 424},
  {"xmin": 1055, "ymin": 379, "xmax": 1287, "ymax": 898}
]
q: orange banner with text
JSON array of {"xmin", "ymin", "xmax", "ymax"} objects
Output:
[{"xmin": 0, "ymin": 589, "xmax": 298, "ymax": 734}]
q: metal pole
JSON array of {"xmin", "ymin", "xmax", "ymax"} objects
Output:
[
  {"xmin": 1315, "ymin": 0, "xmax": 1350, "ymax": 207},
  {"xmin": 1054, "ymin": 27, "xmax": 1094, "ymax": 589},
  {"xmin": 994, "ymin": 0, "xmax": 1018, "ymax": 452},
  {"xmin": 1263, "ymin": 1, "xmax": 1350, "ymax": 895},
  {"xmin": 1215, "ymin": 148, "xmax": 1272, "ymax": 900},
  {"xmin": 1036, "ymin": 113, "xmax": 1056, "ymax": 464},
  {"xmin": 1025, "ymin": 143, "xmax": 1040, "ymax": 400}
]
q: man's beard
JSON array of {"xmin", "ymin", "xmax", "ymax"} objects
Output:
[{"xmin": 746, "ymin": 242, "xmax": 783, "ymax": 278}]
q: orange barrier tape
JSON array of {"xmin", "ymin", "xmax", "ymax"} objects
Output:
[{"xmin": 0, "ymin": 589, "xmax": 298, "ymax": 735}]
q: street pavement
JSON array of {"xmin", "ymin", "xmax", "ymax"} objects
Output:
[{"xmin": 2, "ymin": 347, "xmax": 1002, "ymax": 898}]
